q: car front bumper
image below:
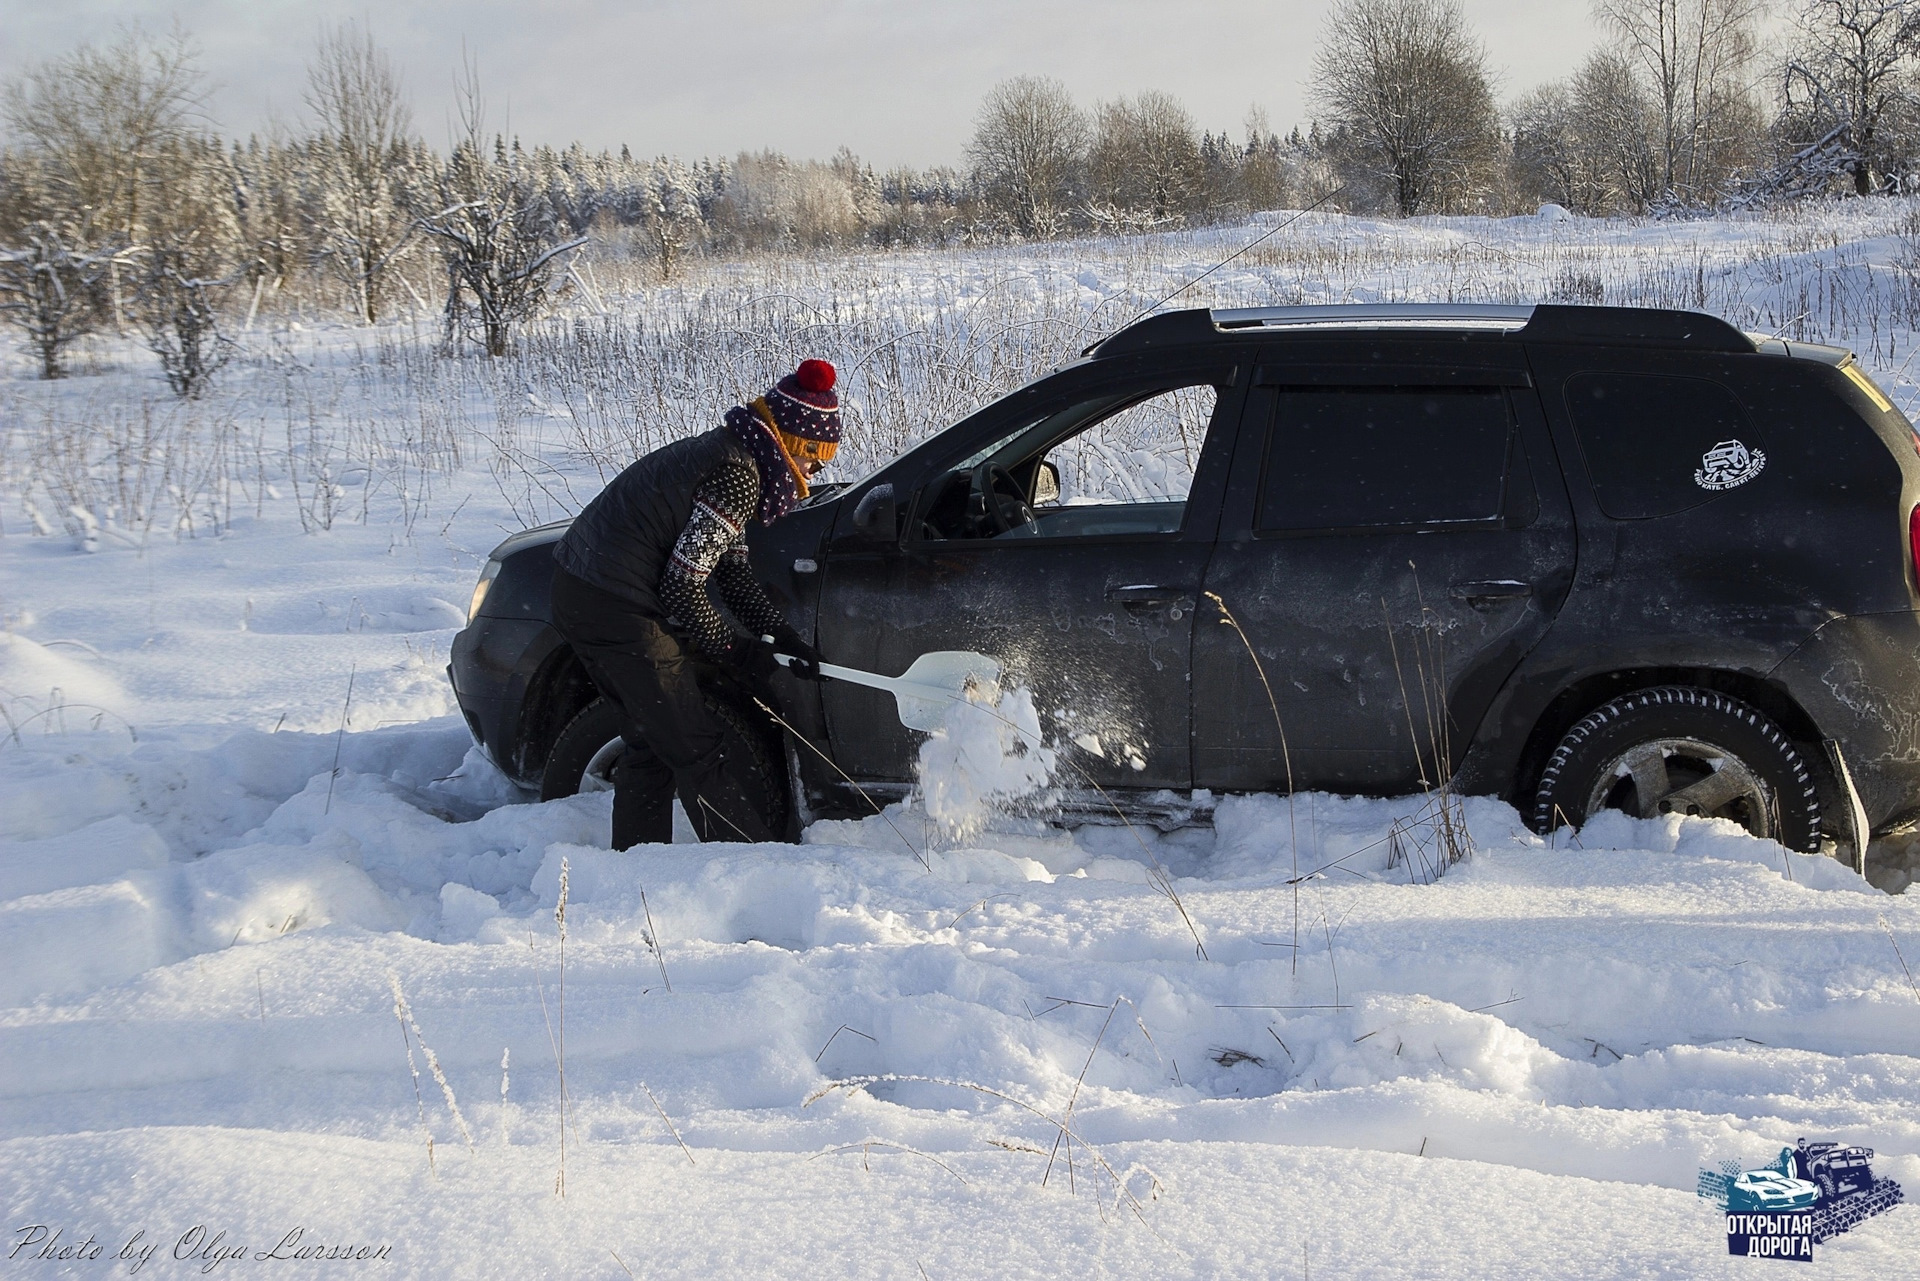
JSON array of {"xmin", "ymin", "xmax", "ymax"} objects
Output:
[{"xmin": 449, "ymin": 615, "xmax": 566, "ymax": 787}]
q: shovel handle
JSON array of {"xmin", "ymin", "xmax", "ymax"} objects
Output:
[{"xmin": 773, "ymin": 651, "xmax": 956, "ymax": 704}]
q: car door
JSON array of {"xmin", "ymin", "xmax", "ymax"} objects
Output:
[
  {"xmin": 1193, "ymin": 347, "xmax": 1576, "ymax": 793},
  {"xmin": 815, "ymin": 356, "xmax": 1250, "ymax": 790}
]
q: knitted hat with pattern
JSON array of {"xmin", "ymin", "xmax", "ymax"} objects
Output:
[{"xmin": 763, "ymin": 360, "xmax": 841, "ymax": 462}]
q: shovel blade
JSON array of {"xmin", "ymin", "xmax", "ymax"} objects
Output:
[{"xmin": 892, "ymin": 650, "xmax": 1002, "ymax": 732}]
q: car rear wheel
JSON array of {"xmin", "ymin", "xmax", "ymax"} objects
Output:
[
  {"xmin": 539, "ymin": 692, "xmax": 791, "ymax": 837},
  {"xmin": 1532, "ymin": 686, "xmax": 1821, "ymax": 852}
]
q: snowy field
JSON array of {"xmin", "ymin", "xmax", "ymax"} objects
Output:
[{"xmin": 5, "ymin": 205, "xmax": 1920, "ymax": 1277}]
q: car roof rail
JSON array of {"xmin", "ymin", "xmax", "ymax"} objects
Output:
[
  {"xmin": 1214, "ymin": 303, "xmax": 1536, "ymax": 331},
  {"xmin": 1519, "ymin": 304, "xmax": 1755, "ymax": 352},
  {"xmin": 1088, "ymin": 302, "xmax": 1757, "ymax": 357}
]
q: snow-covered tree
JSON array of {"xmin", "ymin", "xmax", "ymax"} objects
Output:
[
  {"xmin": 1782, "ymin": 0, "xmax": 1920, "ymax": 195},
  {"xmin": 132, "ymin": 137, "xmax": 240, "ymax": 396},
  {"xmin": 1088, "ymin": 91, "xmax": 1205, "ymax": 225},
  {"xmin": 415, "ymin": 62, "xmax": 584, "ymax": 356},
  {"xmin": 0, "ymin": 220, "xmax": 121, "ymax": 378},
  {"xmin": 305, "ymin": 22, "xmax": 417, "ymax": 323},
  {"xmin": 966, "ymin": 77, "xmax": 1089, "ymax": 236},
  {"xmin": 641, "ymin": 156, "xmax": 703, "ymax": 280}
]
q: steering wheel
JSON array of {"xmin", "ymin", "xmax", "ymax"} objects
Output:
[{"xmin": 969, "ymin": 462, "xmax": 1036, "ymax": 536}]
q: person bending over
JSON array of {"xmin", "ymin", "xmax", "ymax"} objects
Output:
[{"xmin": 549, "ymin": 359, "xmax": 839, "ymax": 848}]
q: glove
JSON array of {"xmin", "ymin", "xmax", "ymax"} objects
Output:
[
  {"xmin": 765, "ymin": 628, "xmax": 825, "ymax": 682},
  {"xmin": 720, "ymin": 636, "xmax": 780, "ymax": 687}
]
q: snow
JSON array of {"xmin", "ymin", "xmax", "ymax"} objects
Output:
[
  {"xmin": 5, "ymin": 205, "xmax": 1920, "ymax": 1276},
  {"xmin": 916, "ymin": 679, "xmax": 1057, "ymax": 841}
]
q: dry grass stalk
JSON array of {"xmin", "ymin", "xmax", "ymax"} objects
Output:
[
  {"xmin": 499, "ymin": 1047, "xmax": 512, "ymax": 1148},
  {"xmin": 641, "ymin": 1083, "xmax": 696, "ymax": 1166},
  {"xmin": 323, "ymin": 663, "xmax": 355, "ymax": 816},
  {"xmin": 1043, "ymin": 997, "xmax": 1120, "ymax": 1194},
  {"xmin": 1206, "ymin": 591, "xmax": 1301, "ymax": 969},
  {"xmin": 814, "ymin": 1024, "xmax": 877, "ymax": 1063},
  {"xmin": 1884, "ymin": 916, "xmax": 1920, "ymax": 1003},
  {"xmin": 638, "ymin": 887, "xmax": 671, "ymax": 992},
  {"xmin": 809, "ymin": 1140, "xmax": 968, "ymax": 1184},
  {"xmin": 387, "ymin": 970, "xmax": 476, "ymax": 1170},
  {"xmin": 752, "ymin": 694, "xmax": 929, "ymax": 870},
  {"xmin": 1379, "ymin": 578, "xmax": 1474, "ymax": 880},
  {"xmin": 554, "ymin": 858, "xmax": 571, "ymax": 1195}
]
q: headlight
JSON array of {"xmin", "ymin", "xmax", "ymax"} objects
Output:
[{"xmin": 467, "ymin": 560, "xmax": 501, "ymax": 623}]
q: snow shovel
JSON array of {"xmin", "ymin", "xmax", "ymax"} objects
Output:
[{"xmin": 771, "ymin": 647, "xmax": 1001, "ymax": 732}]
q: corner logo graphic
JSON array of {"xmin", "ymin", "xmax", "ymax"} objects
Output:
[
  {"xmin": 1695, "ymin": 439, "xmax": 1765, "ymax": 490},
  {"xmin": 1698, "ymin": 1138, "xmax": 1904, "ymax": 1260}
]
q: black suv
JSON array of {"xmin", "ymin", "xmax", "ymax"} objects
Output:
[{"xmin": 449, "ymin": 303, "xmax": 1920, "ymax": 865}]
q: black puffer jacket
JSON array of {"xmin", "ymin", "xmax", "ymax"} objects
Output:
[{"xmin": 552, "ymin": 428, "xmax": 748, "ymax": 615}]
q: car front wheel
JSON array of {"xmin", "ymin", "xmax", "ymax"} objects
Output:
[
  {"xmin": 1532, "ymin": 686, "xmax": 1821, "ymax": 852},
  {"xmin": 541, "ymin": 697, "xmax": 629, "ymax": 800},
  {"xmin": 539, "ymin": 692, "xmax": 792, "ymax": 838}
]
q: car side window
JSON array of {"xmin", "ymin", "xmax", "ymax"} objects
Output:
[
  {"xmin": 1257, "ymin": 387, "xmax": 1515, "ymax": 532},
  {"xmin": 1564, "ymin": 373, "xmax": 1755, "ymax": 520},
  {"xmin": 1049, "ymin": 385, "xmax": 1215, "ymax": 507},
  {"xmin": 920, "ymin": 382, "xmax": 1222, "ymax": 540}
]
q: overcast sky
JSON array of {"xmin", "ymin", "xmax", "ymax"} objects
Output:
[{"xmin": 3, "ymin": 1, "xmax": 1606, "ymax": 167}]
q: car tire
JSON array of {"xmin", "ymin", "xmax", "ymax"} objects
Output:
[
  {"xmin": 539, "ymin": 692, "xmax": 791, "ymax": 837},
  {"xmin": 541, "ymin": 697, "xmax": 629, "ymax": 801},
  {"xmin": 1532, "ymin": 686, "xmax": 1821, "ymax": 852}
]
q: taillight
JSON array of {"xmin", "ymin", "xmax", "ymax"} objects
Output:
[{"xmin": 1910, "ymin": 504, "xmax": 1920, "ymax": 588}]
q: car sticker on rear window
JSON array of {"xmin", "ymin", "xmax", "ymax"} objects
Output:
[{"xmin": 1694, "ymin": 439, "xmax": 1765, "ymax": 491}]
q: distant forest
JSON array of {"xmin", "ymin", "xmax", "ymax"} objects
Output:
[{"xmin": 1, "ymin": 0, "xmax": 1914, "ymax": 387}]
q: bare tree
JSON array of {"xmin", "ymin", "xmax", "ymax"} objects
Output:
[
  {"xmin": 1, "ymin": 26, "xmax": 205, "ymax": 245},
  {"xmin": 1593, "ymin": 0, "xmax": 1765, "ymax": 204},
  {"xmin": 0, "ymin": 221, "xmax": 120, "ymax": 378},
  {"xmin": 1510, "ymin": 84, "xmax": 1593, "ymax": 210},
  {"xmin": 305, "ymin": 21, "xmax": 417, "ymax": 322},
  {"xmin": 1782, "ymin": 0, "xmax": 1920, "ymax": 194},
  {"xmin": 1575, "ymin": 50, "xmax": 1665, "ymax": 211},
  {"xmin": 133, "ymin": 137, "xmax": 240, "ymax": 396},
  {"xmin": 1312, "ymin": 0, "xmax": 1501, "ymax": 216},
  {"xmin": 966, "ymin": 76, "xmax": 1089, "ymax": 236},
  {"xmin": 415, "ymin": 58, "xmax": 584, "ymax": 357},
  {"xmin": 1088, "ymin": 90, "xmax": 1205, "ymax": 225},
  {"xmin": 1510, "ymin": 51, "xmax": 1664, "ymax": 213},
  {"xmin": 1238, "ymin": 106, "xmax": 1291, "ymax": 211}
]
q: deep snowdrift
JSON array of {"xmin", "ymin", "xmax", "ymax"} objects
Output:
[{"xmin": 5, "ymin": 206, "xmax": 1920, "ymax": 1276}]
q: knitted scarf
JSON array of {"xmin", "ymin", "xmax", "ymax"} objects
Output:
[{"xmin": 725, "ymin": 401, "xmax": 808, "ymax": 524}]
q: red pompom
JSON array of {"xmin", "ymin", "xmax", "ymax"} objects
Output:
[{"xmin": 795, "ymin": 359, "xmax": 836, "ymax": 393}]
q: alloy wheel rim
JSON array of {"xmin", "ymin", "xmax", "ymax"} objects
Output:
[
  {"xmin": 1584, "ymin": 736, "xmax": 1774, "ymax": 838},
  {"xmin": 579, "ymin": 736, "xmax": 624, "ymax": 793}
]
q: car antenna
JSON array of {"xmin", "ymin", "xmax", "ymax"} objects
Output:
[{"xmin": 1081, "ymin": 184, "xmax": 1346, "ymax": 356}]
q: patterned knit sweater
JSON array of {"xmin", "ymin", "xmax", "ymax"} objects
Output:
[{"xmin": 657, "ymin": 452, "xmax": 789, "ymax": 657}]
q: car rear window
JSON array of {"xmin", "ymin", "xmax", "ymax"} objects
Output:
[
  {"xmin": 1564, "ymin": 373, "xmax": 1757, "ymax": 519},
  {"xmin": 1257, "ymin": 387, "xmax": 1513, "ymax": 531}
]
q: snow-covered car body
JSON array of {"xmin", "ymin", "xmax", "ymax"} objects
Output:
[
  {"xmin": 449, "ymin": 303, "xmax": 1920, "ymax": 847},
  {"xmin": 1728, "ymin": 1170, "xmax": 1820, "ymax": 1212}
]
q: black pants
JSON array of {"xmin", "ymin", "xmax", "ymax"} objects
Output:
[{"xmin": 550, "ymin": 567, "xmax": 778, "ymax": 849}]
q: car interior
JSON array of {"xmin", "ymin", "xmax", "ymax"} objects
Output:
[{"xmin": 913, "ymin": 383, "xmax": 1217, "ymax": 541}]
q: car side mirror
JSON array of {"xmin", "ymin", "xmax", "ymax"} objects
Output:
[
  {"xmin": 1033, "ymin": 460, "xmax": 1061, "ymax": 506},
  {"xmin": 850, "ymin": 483, "xmax": 897, "ymax": 540}
]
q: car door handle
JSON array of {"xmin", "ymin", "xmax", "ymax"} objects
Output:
[
  {"xmin": 1450, "ymin": 580, "xmax": 1532, "ymax": 602},
  {"xmin": 1106, "ymin": 584, "xmax": 1186, "ymax": 604}
]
